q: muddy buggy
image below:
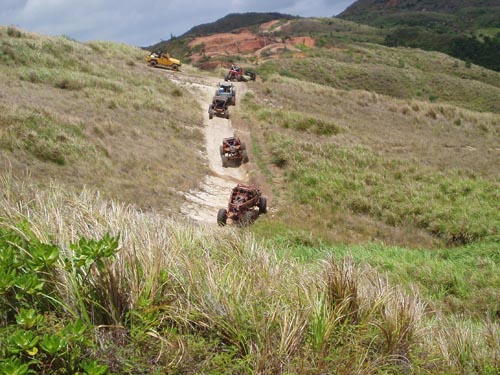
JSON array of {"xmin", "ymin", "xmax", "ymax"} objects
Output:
[
  {"xmin": 225, "ymin": 65, "xmax": 243, "ymax": 81},
  {"xmin": 224, "ymin": 65, "xmax": 256, "ymax": 82},
  {"xmin": 216, "ymin": 82, "xmax": 236, "ymax": 105},
  {"xmin": 217, "ymin": 184, "xmax": 267, "ymax": 226},
  {"xmin": 208, "ymin": 96, "xmax": 230, "ymax": 119},
  {"xmin": 220, "ymin": 136, "xmax": 249, "ymax": 167}
]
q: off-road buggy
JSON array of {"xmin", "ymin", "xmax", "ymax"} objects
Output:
[
  {"xmin": 208, "ymin": 96, "xmax": 230, "ymax": 119},
  {"xmin": 145, "ymin": 51, "xmax": 181, "ymax": 70},
  {"xmin": 219, "ymin": 136, "xmax": 249, "ymax": 167},
  {"xmin": 244, "ymin": 70, "xmax": 256, "ymax": 81},
  {"xmin": 217, "ymin": 184, "xmax": 267, "ymax": 226},
  {"xmin": 215, "ymin": 82, "xmax": 236, "ymax": 105},
  {"xmin": 225, "ymin": 65, "xmax": 243, "ymax": 81},
  {"xmin": 224, "ymin": 65, "xmax": 256, "ymax": 82}
]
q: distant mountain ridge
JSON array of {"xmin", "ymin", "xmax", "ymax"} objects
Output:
[
  {"xmin": 181, "ymin": 12, "xmax": 298, "ymax": 37},
  {"xmin": 339, "ymin": 0, "xmax": 500, "ymax": 30},
  {"xmin": 341, "ymin": 0, "xmax": 500, "ymax": 15}
]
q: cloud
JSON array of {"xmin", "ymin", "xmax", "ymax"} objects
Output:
[{"xmin": 0, "ymin": 0, "xmax": 354, "ymax": 46}]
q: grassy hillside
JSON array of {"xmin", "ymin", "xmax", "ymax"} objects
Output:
[
  {"xmin": 256, "ymin": 42, "xmax": 500, "ymax": 113},
  {"xmin": 340, "ymin": 0, "xmax": 500, "ymax": 30},
  {"xmin": 240, "ymin": 75, "xmax": 499, "ymax": 246},
  {"xmin": 1, "ymin": 25, "xmax": 499, "ymax": 375},
  {"xmin": 339, "ymin": 0, "xmax": 500, "ymax": 72},
  {"xmin": 0, "ymin": 26, "xmax": 206, "ymax": 213}
]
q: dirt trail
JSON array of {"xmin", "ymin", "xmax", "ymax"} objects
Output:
[{"xmin": 167, "ymin": 71, "xmax": 249, "ymax": 224}]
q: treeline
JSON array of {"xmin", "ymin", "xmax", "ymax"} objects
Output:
[
  {"xmin": 450, "ymin": 33, "xmax": 500, "ymax": 72},
  {"xmin": 385, "ymin": 29, "xmax": 500, "ymax": 72}
]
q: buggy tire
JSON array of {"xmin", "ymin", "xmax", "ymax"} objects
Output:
[
  {"xmin": 241, "ymin": 142, "xmax": 246, "ymax": 150},
  {"xmin": 259, "ymin": 197, "xmax": 267, "ymax": 214},
  {"xmin": 242, "ymin": 149, "xmax": 249, "ymax": 163},
  {"xmin": 217, "ymin": 209, "xmax": 228, "ymax": 226},
  {"xmin": 224, "ymin": 74, "xmax": 230, "ymax": 81},
  {"xmin": 221, "ymin": 155, "xmax": 228, "ymax": 167},
  {"xmin": 225, "ymin": 111, "xmax": 230, "ymax": 119},
  {"xmin": 149, "ymin": 59, "xmax": 158, "ymax": 67},
  {"xmin": 219, "ymin": 145, "xmax": 225, "ymax": 155}
]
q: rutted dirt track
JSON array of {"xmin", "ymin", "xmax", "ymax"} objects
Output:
[{"xmin": 166, "ymin": 71, "xmax": 250, "ymax": 224}]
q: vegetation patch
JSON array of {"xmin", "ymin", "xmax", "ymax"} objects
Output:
[
  {"xmin": 265, "ymin": 134, "xmax": 499, "ymax": 245},
  {"xmin": 256, "ymin": 45, "xmax": 500, "ymax": 113},
  {"xmin": 255, "ymin": 107, "xmax": 341, "ymax": 135},
  {"xmin": 0, "ymin": 106, "xmax": 95, "ymax": 165}
]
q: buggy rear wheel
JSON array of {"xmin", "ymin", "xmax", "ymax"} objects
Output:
[
  {"xmin": 217, "ymin": 209, "xmax": 228, "ymax": 226},
  {"xmin": 242, "ymin": 149, "xmax": 249, "ymax": 163},
  {"xmin": 219, "ymin": 145, "xmax": 225, "ymax": 155},
  {"xmin": 221, "ymin": 155, "xmax": 228, "ymax": 167},
  {"xmin": 259, "ymin": 197, "xmax": 267, "ymax": 214}
]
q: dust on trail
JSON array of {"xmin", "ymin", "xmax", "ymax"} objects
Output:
[{"xmin": 167, "ymin": 71, "xmax": 249, "ymax": 224}]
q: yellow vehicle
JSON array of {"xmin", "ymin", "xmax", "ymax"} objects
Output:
[{"xmin": 145, "ymin": 51, "xmax": 181, "ymax": 70}]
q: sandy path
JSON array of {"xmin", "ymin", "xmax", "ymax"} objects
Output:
[{"xmin": 168, "ymin": 72, "xmax": 249, "ymax": 224}]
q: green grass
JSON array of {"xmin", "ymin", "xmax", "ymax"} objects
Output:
[
  {"xmin": 255, "ymin": 107, "xmax": 342, "ymax": 135},
  {"xmin": 270, "ymin": 137, "xmax": 499, "ymax": 244},
  {"xmin": 256, "ymin": 43, "xmax": 500, "ymax": 113},
  {"xmin": 250, "ymin": 223, "xmax": 499, "ymax": 319},
  {"xmin": 0, "ymin": 105, "xmax": 96, "ymax": 165}
]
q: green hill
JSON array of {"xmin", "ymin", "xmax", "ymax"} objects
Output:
[{"xmin": 339, "ymin": 0, "xmax": 500, "ymax": 71}]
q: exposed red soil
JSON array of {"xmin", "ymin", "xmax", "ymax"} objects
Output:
[
  {"xmin": 188, "ymin": 29, "xmax": 315, "ymax": 64},
  {"xmin": 188, "ymin": 30, "xmax": 270, "ymax": 57},
  {"xmin": 259, "ymin": 20, "xmax": 280, "ymax": 32},
  {"xmin": 289, "ymin": 36, "xmax": 315, "ymax": 48}
]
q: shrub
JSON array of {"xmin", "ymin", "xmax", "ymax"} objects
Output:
[{"xmin": 7, "ymin": 26, "xmax": 23, "ymax": 38}]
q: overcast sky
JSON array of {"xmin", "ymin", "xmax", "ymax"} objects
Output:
[{"xmin": 0, "ymin": 0, "xmax": 355, "ymax": 46}]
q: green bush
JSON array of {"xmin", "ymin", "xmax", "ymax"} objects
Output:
[{"xmin": 0, "ymin": 224, "xmax": 119, "ymax": 374}]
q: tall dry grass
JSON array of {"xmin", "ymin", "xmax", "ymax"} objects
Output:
[{"xmin": 1, "ymin": 174, "xmax": 498, "ymax": 373}]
